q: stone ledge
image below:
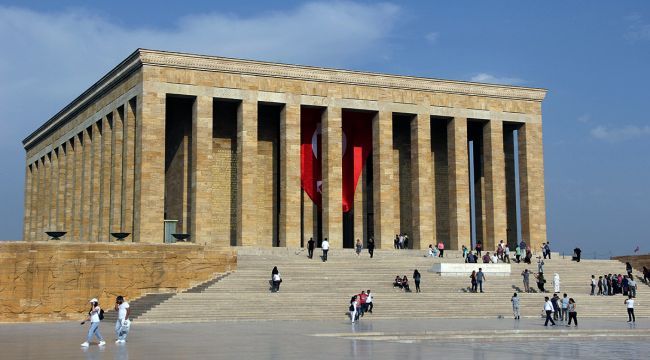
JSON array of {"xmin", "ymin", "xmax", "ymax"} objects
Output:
[{"xmin": 428, "ymin": 263, "xmax": 511, "ymax": 276}]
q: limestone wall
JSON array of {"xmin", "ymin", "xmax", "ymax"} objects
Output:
[{"xmin": 0, "ymin": 242, "xmax": 236, "ymax": 322}]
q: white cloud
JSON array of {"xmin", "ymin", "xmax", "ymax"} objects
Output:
[
  {"xmin": 424, "ymin": 32, "xmax": 439, "ymax": 43},
  {"xmin": 469, "ymin": 73, "xmax": 524, "ymax": 85},
  {"xmin": 577, "ymin": 114, "xmax": 591, "ymax": 123},
  {"xmin": 625, "ymin": 13, "xmax": 650, "ymax": 41},
  {"xmin": 590, "ymin": 125, "xmax": 650, "ymax": 142}
]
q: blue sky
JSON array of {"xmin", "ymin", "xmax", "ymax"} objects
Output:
[{"xmin": 1, "ymin": 1, "xmax": 648, "ymax": 256}]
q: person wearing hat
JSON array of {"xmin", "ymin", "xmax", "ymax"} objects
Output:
[
  {"xmin": 80, "ymin": 298, "xmax": 105, "ymax": 347},
  {"xmin": 114, "ymin": 295, "xmax": 131, "ymax": 343}
]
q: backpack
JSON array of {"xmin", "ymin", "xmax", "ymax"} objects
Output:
[{"xmin": 99, "ymin": 309, "xmax": 105, "ymax": 321}]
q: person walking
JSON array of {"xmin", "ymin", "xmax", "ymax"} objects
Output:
[
  {"xmin": 522, "ymin": 269, "xmax": 531, "ymax": 293},
  {"xmin": 271, "ymin": 267, "xmax": 282, "ymax": 292},
  {"xmin": 629, "ymin": 277, "xmax": 637, "ymax": 298},
  {"xmin": 567, "ymin": 298, "xmax": 577, "ymax": 327},
  {"xmin": 590, "ymin": 275, "xmax": 596, "ymax": 295},
  {"xmin": 80, "ymin": 298, "xmax": 105, "ymax": 347},
  {"xmin": 413, "ymin": 269, "xmax": 422, "ymax": 293},
  {"xmin": 504, "ymin": 245, "xmax": 511, "ymax": 263},
  {"xmin": 515, "ymin": 246, "xmax": 522, "ymax": 263},
  {"xmin": 349, "ymin": 295, "xmax": 358, "ymax": 324},
  {"xmin": 355, "ymin": 239, "xmax": 362, "ymax": 257},
  {"xmin": 470, "ymin": 270, "xmax": 478, "ymax": 293},
  {"xmin": 476, "ymin": 241, "xmax": 483, "ymax": 257},
  {"xmin": 537, "ymin": 258, "xmax": 545, "ymax": 274},
  {"xmin": 625, "ymin": 295, "xmax": 636, "ymax": 323},
  {"xmin": 366, "ymin": 290, "xmax": 373, "ymax": 313},
  {"xmin": 560, "ymin": 293, "xmax": 569, "ymax": 322},
  {"xmin": 551, "ymin": 293, "xmax": 561, "ymax": 320},
  {"xmin": 511, "ymin": 293, "xmax": 521, "ymax": 320},
  {"xmin": 626, "ymin": 262, "xmax": 633, "ymax": 278},
  {"xmin": 477, "ymin": 268, "xmax": 486, "ymax": 293},
  {"xmin": 322, "ymin": 238, "xmax": 330, "ymax": 262},
  {"xmin": 367, "ymin": 237, "xmax": 375, "ymax": 258},
  {"xmin": 536, "ymin": 272, "xmax": 547, "ymax": 293},
  {"xmin": 307, "ymin": 237, "xmax": 315, "ymax": 259},
  {"xmin": 553, "ymin": 273, "xmax": 561, "ymax": 293},
  {"xmin": 543, "ymin": 296, "xmax": 556, "ymax": 326},
  {"xmin": 114, "ymin": 296, "xmax": 131, "ymax": 344}
]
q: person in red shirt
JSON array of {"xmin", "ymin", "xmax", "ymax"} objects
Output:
[{"xmin": 358, "ymin": 291, "xmax": 368, "ymax": 317}]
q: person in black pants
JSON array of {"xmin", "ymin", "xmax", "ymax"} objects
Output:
[
  {"xmin": 625, "ymin": 295, "xmax": 636, "ymax": 322},
  {"xmin": 567, "ymin": 298, "xmax": 577, "ymax": 326},
  {"xmin": 544, "ymin": 296, "xmax": 556, "ymax": 326},
  {"xmin": 307, "ymin": 237, "xmax": 315, "ymax": 259},
  {"xmin": 413, "ymin": 269, "xmax": 421, "ymax": 293},
  {"xmin": 367, "ymin": 237, "xmax": 375, "ymax": 258}
]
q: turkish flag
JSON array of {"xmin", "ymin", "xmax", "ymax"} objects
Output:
[{"xmin": 300, "ymin": 109, "xmax": 373, "ymax": 213}]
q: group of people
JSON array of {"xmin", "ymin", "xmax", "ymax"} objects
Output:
[
  {"xmin": 393, "ymin": 275, "xmax": 412, "ymax": 292},
  {"xmin": 540, "ymin": 293, "xmax": 577, "ymax": 326},
  {"xmin": 426, "ymin": 243, "xmax": 445, "ymax": 258},
  {"xmin": 79, "ymin": 296, "xmax": 131, "ymax": 347},
  {"xmin": 393, "ymin": 233, "xmax": 410, "ymax": 249},
  {"xmin": 469, "ymin": 268, "xmax": 486, "ymax": 293},
  {"xmin": 354, "ymin": 238, "xmax": 376, "ymax": 258},
  {"xmin": 591, "ymin": 273, "xmax": 638, "ymax": 297},
  {"xmin": 461, "ymin": 240, "xmax": 536, "ymax": 265},
  {"xmin": 306, "ymin": 237, "xmax": 330, "ymax": 261},
  {"xmin": 349, "ymin": 290, "xmax": 373, "ymax": 323}
]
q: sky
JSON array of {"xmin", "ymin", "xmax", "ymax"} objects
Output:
[{"xmin": 0, "ymin": 1, "xmax": 648, "ymax": 257}]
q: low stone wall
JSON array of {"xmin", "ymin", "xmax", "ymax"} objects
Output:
[
  {"xmin": 613, "ymin": 254, "xmax": 650, "ymax": 273},
  {"xmin": 0, "ymin": 242, "xmax": 236, "ymax": 322}
]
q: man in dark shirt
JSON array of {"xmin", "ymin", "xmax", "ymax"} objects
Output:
[{"xmin": 307, "ymin": 237, "xmax": 315, "ymax": 259}]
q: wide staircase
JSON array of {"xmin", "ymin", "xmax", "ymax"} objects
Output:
[{"xmin": 136, "ymin": 248, "xmax": 649, "ymax": 322}]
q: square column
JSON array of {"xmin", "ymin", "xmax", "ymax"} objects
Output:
[
  {"xmin": 447, "ymin": 117, "xmax": 471, "ymax": 250},
  {"xmin": 321, "ymin": 106, "xmax": 343, "ymax": 248},
  {"xmin": 279, "ymin": 103, "xmax": 301, "ymax": 247},
  {"xmin": 191, "ymin": 96, "xmax": 215, "ymax": 243},
  {"xmin": 80, "ymin": 127, "xmax": 93, "ymax": 241},
  {"xmin": 372, "ymin": 110, "xmax": 395, "ymax": 249},
  {"xmin": 236, "ymin": 98, "xmax": 258, "ymax": 246},
  {"xmin": 483, "ymin": 119, "xmax": 508, "ymax": 249},
  {"xmin": 518, "ymin": 122, "xmax": 547, "ymax": 249},
  {"xmin": 49, "ymin": 150, "xmax": 59, "ymax": 233},
  {"xmin": 134, "ymin": 92, "xmax": 166, "ymax": 243},
  {"xmin": 110, "ymin": 109, "xmax": 124, "ymax": 234},
  {"xmin": 353, "ymin": 168, "xmax": 365, "ymax": 244},
  {"xmin": 72, "ymin": 135, "xmax": 83, "ymax": 241},
  {"xmin": 56, "ymin": 146, "xmax": 67, "ymax": 233},
  {"xmin": 22, "ymin": 164, "xmax": 33, "ymax": 241},
  {"xmin": 89, "ymin": 121, "xmax": 102, "ymax": 241},
  {"xmin": 98, "ymin": 116, "xmax": 112, "ymax": 241},
  {"xmin": 410, "ymin": 113, "xmax": 434, "ymax": 249},
  {"xmin": 123, "ymin": 100, "xmax": 137, "ymax": 237}
]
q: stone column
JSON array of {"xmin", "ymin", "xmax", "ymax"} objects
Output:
[
  {"xmin": 89, "ymin": 121, "xmax": 102, "ymax": 241},
  {"xmin": 302, "ymin": 191, "xmax": 316, "ymax": 243},
  {"xmin": 72, "ymin": 135, "xmax": 83, "ymax": 241},
  {"xmin": 123, "ymin": 100, "xmax": 137, "ymax": 237},
  {"xmin": 98, "ymin": 116, "xmax": 113, "ymax": 241},
  {"xmin": 134, "ymin": 92, "xmax": 166, "ymax": 243},
  {"xmin": 191, "ymin": 96, "xmax": 215, "ymax": 243},
  {"xmin": 110, "ymin": 109, "xmax": 124, "ymax": 234},
  {"xmin": 236, "ymin": 98, "xmax": 258, "ymax": 246},
  {"xmin": 279, "ymin": 103, "xmax": 302, "ymax": 248},
  {"xmin": 65, "ymin": 139, "xmax": 77, "ymax": 241},
  {"xmin": 410, "ymin": 113, "xmax": 434, "ymax": 249},
  {"xmin": 43, "ymin": 153, "xmax": 52, "ymax": 237},
  {"xmin": 80, "ymin": 127, "xmax": 94, "ymax": 241},
  {"xmin": 483, "ymin": 119, "xmax": 508, "ymax": 250},
  {"xmin": 33, "ymin": 159, "xmax": 42, "ymax": 240},
  {"xmin": 447, "ymin": 117, "xmax": 470, "ymax": 250},
  {"xmin": 372, "ymin": 110, "xmax": 395, "ymax": 249},
  {"xmin": 518, "ymin": 122, "xmax": 547, "ymax": 250},
  {"xmin": 56, "ymin": 146, "xmax": 66, "ymax": 232},
  {"xmin": 22, "ymin": 164, "xmax": 33, "ymax": 241},
  {"xmin": 321, "ymin": 106, "xmax": 343, "ymax": 248},
  {"xmin": 49, "ymin": 150, "xmax": 59, "ymax": 233},
  {"xmin": 28, "ymin": 161, "xmax": 39, "ymax": 241}
]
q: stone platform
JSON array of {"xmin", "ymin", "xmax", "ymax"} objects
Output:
[{"xmin": 428, "ymin": 263, "xmax": 511, "ymax": 276}]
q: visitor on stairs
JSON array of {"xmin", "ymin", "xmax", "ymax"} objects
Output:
[
  {"xmin": 572, "ymin": 247, "xmax": 581, "ymax": 262},
  {"xmin": 625, "ymin": 295, "xmax": 636, "ymax": 323},
  {"xmin": 629, "ymin": 277, "xmax": 637, "ymax": 298},
  {"xmin": 553, "ymin": 273, "xmax": 561, "ymax": 293},
  {"xmin": 307, "ymin": 237, "xmax": 315, "ymax": 259},
  {"xmin": 543, "ymin": 242, "xmax": 551, "ymax": 259},
  {"xmin": 537, "ymin": 258, "xmax": 545, "ymax": 274},
  {"xmin": 394, "ymin": 276, "xmax": 403, "ymax": 289},
  {"xmin": 367, "ymin": 237, "xmax": 375, "ymax": 258},
  {"xmin": 476, "ymin": 268, "xmax": 486, "ymax": 293},
  {"xmin": 402, "ymin": 276, "xmax": 412, "ymax": 292},
  {"xmin": 271, "ymin": 266, "xmax": 282, "ymax": 292},
  {"xmin": 490, "ymin": 253, "xmax": 499, "ymax": 264},
  {"xmin": 543, "ymin": 296, "xmax": 556, "ymax": 326},
  {"xmin": 403, "ymin": 233, "xmax": 409, "ymax": 249},
  {"xmin": 503, "ymin": 245, "xmax": 511, "ymax": 263},
  {"xmin": 355, "ymin": 239, "xmax": 362, "ymax": 257},
  {"xmin": 511, "ymin": 292, "xmax": 520, "ymax": 319},
  {"xmin": 567, "ymin": 298, "xmax": 577, "ymax": 326},
  {"xmin": 643, "ymin": 266, "xmax": 649, "ymax": 283},
  {"xmin": 427, "ymin": 244, "xmax": 436, "ymax": 258},
  {"xmin": 560, "ymin": 293, "xmax": 569, "ymax": 322},
  {"xmin": 470, "ymin": 270, "xmax": 478, "ymax": 293},
  {"xmin": 321, "ymin": 238, "xmax": 329, "ymax": 262},
  {"xmin": 497, "ymin": 240, "xmax": 504, "ymax": 261},
  {"xmin": 349, "ymin": 295, "xmax": 358, "ymax": 324},
  {"xmin": 522, "ymin": 269, "xmax": 531, "ymax": 293},
  {"xmin": 536, "ymin": 272, "xmax": 546, "ymax": 293},
  {"xmin": 80, "ymin": 298, "xmax": 105, "ymax": 347},
  {"xmin": 462, "ymin": 245, "xmax": 469, "ymax": 261},
  {"xmin": 590, "ymin": 275, "xmax": 596, "ymax": 295},
  {"xmin": 437, "ymin": 242, "xmax": 444, "ymax": 257},
  {"xmin": 601, "ymin": 275, "xmax": 609, "ymax": 296},
  {"xmin": 476, "ymin": 241, "xmax": 483, "ymax": 257},
  {"xmin": 482, "ymin": 252, "xmax": 491, "ymax": 264},
  {"xmin": 413, "ymin": 269, "xmax": 422, "ymax": 293},
  {"xmin": 357, "ymin": 291, "xmax": 367, "ymax": 317},
  {"xmin": 626, "ymin": 262, "xmax": 633, "ymax": 278},
  {"xmin": 515, "ymin": 246, "xmax": 521, "ymax": 263},
  {"xmin": 597, "ymin": 276, "xmax": 604, "ymax": 295},
  {"xmin": 551, "ymin": 293, "xmax": 560, "ymax": 320},
  {"xmin": 366, "ymin": 290, "xmax": 373, "ymax": 313},
  {"xmin": 394, "ymin": 235, "xmax": 399, "ymax": 249},
  {"xmin": 524, "ymin": 247, "xmax": 532, "ymax": 264}
]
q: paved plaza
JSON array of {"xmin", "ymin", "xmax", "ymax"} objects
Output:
[{"xmin": 1, "ymin": 318, "xmax": 648, "ymax": 359}]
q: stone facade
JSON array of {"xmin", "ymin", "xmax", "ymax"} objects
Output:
[
  {"xmin": 0, "ymin": 242, "xmax": 236, "ymax": 322},
  {"xmin": 22, "ymin": 49, "xmax": 548, "ymax": 250}
]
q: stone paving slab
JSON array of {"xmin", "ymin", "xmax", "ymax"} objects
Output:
[{"xmin": 0, "ymin": 318, "xmax": 648, "ymax": 359}]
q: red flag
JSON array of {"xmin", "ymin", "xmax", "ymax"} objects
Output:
[{"xmin": 300, "ymin": 109, "xmax": 373, "ymax": 213}]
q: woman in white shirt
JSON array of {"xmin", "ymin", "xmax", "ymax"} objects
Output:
[
  {"xmin": 349, "ymin": 295, "xmax": 358, "ymax": 323},
  {"xmin": 625, "ymin": 295, "xmax": 635, "ymax": 322},
  {"xmin": 80, "ymin": 298, "xmax": 105, "ymax": 347}
]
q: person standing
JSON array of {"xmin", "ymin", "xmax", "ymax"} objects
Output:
[
  {"xmin": 543, "ymin": 296, "xmax": 556, "ymax": 326},
  {"xmin": 515, "ymin": 246, "xmax": 521, "ymax": 263},
  {"xmin": 470, "ymin": 270, "xmax": 478, "ymax": 293},
  {"xmin": 590, "ymin": 275, "xmax": 596, "ymax": 295},
  {"xmin": 567, "ymin": 298, "xmax": 577, "ymax": 327},
  {"xmin": 80, "ymin": 298, "xmax": 105, "ymax": 347},
  {"xmin": 511, "ymin": 293, "xmax": 520, "ymax": 320},
  {"xmin": 413, "ymin": 269, "xmax": 422, "ymax": 293},
  {"xmin": 437, "ymin": 241, "xmax": 445, "ymax": 257},
  {"xmin": 366, "ymin": 290, "xmax": 373, "ymax": 313},
  {"xmin": 626, "ymin": 262, "xmax": 633, "ymax": 278},
  {"xmin": 476, "ymin": 268, "xmax": 486, "ymax": 293},
  {"xmin": 367, "ymin": 237, "xmax": 375, "ymax": 258},
  {"xmin": 602, "ymin": 274, "xmax": 609, "ymax": 296},
  {"xmin": 321, "ymin": 238, "xmax": 330, "ymax": 262},
  {"xmin": 537, "ymin": 258, "xmax": 545, "ymax": 274},
  {"xmin": 629, "ymin": 277, "xmax": 637, "ymax": 298},
  {"xmin": 355, "ymin": 239, "xmax": 362, "ymax": 257},
  {"xmin": 476, "ymin": 241, "xmax": 482, "ymax": 257},
  {"xmin": 462, "ymin": 245, "xmax": 469, "ymax": 260},
  {"xmin": 573, "ymin": 247, "xmax": 582, "ymax": 262},
  {"xmin": 536, "ymin": 272, "xmax": 547, "ymax": 293},
  {"xmin": 561, "ymin": 293, "xmax": 569, "ymax": 322},
  {"xmin": 114, "ymin": 296, "xmax": 131, "ymax": 343},
  {"xmin": 551, "ymin": 293, "xmax": 560, "ymax": 320},
  {"xmin": 553, "ymin": 273, "xmax": 561, "ymax": 293},
  {"xmin": 504, "ymin": 245, "xmax": 511, "ymax": 264},
  {"xmin": 403, "ymin": 233, "xmax": 409, "ymax": 249},
  {"xmin": 625, "ymin": 295, "xmax": 636, "ymax": 323},
  {"xmin": 522, "ymin": 269, "xmax": 531, "ymax": 293},
  {"xmin": 307, "ymin": 237, "xmax": 315, "ymax": 259}
]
